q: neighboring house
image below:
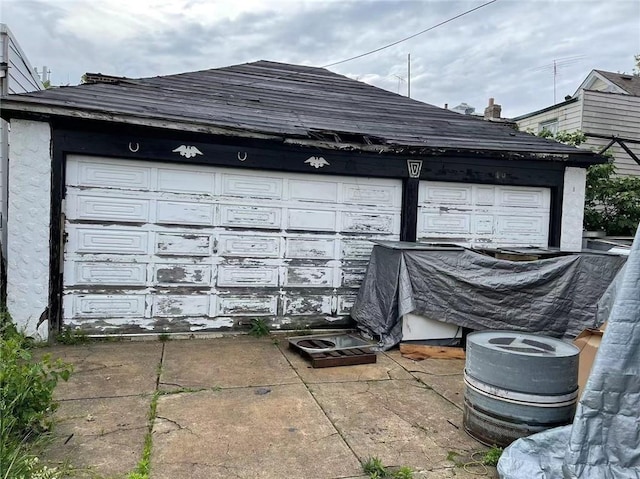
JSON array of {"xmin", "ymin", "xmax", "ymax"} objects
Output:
[
  {"xmin": 515, "ymin": 69, "xmax": 640, "ymax": 176},
  {"xmin": 0, "ymin": 24, "xmax": 44, "ymax": 264},
  {"xmin": 0, "ymin": 61, "xmax": 603, "ymax": 339}
]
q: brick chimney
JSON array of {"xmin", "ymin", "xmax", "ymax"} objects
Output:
[{"xmin": 484, "ymin": 97, "xmax": 502, "ymax": 120}]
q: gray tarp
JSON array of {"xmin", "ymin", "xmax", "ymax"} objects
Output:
[
  {"xmin": 351, "ymin": 242, "xmax": 626, "ymax": 350},
  {"xmin": 498, "ymin": 224, "xmax": 640, "ymax": 478}
]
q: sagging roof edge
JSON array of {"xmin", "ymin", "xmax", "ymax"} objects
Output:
[{"xmin": 0, "ymin": 98, "xmax": 605, "ymax": 166}]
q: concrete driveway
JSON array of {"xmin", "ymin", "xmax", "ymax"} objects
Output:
[{"xmin": 40, "ymin": 336, "xmax": 497, "ymax": 479}]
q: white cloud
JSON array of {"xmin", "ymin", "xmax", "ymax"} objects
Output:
[{"xmin": 2, "ymin": 0, "xmax": 639, "ymax": 116}]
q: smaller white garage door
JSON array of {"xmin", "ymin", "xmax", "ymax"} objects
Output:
[{"xmin": 417, "ymin": 181, "xmax": 550, "ymax": 247}]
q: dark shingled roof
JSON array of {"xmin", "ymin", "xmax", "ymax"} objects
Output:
[
  {"xmin": 595, "ymin": 70, "xmax": 640, "ymax": 97},
  {"xmin": 1, "ymin": 60, "xmax": 599, "ymax": 159}
]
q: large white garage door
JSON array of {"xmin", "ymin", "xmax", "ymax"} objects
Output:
[
  {"xmin": 417, "ymin": 181, "xmax": 550, "ymax": 247},
  {"xmin": 62, "ymin": 156, "xmax": 402, "ymax": 333}
]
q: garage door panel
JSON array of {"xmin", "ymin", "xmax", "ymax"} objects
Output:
[
  {"xmin": 220, "ymin": 204, "xmax": 282, "ymax": 229},
  {"xmin": 218, "ymin": 235, "xmax": 281, "ymax": 257},
  {"xmin": 285, "ymin": 266, "xmax": 333, "ymax": 287},
  {"xmin": 499, "ymin": 188, "xmax": 548, "ymax": 208},
  {"xmin": 496, "ymin": 215, "xmax": 547, "ymax": 235},
  {"xmin": 65, "ymin": 261, "xmax": 148, "ymax": 286},
  {"xmin": 421, "ymin": 184, "xmax": 472, "ymax": 205},
  {"xmin": 343, "ymin": 183, "xmax": 399, "ymax": 207},
  {"xmin": 157, "ymin": 168, "xmax": 215, "ymax": 194},
  {"xmin": 221, "ymin": 173, "xmax": 283, "ymax": 199},
  {"xmin": 288, "ymin": 209, "xmax": 336, "ymax": 231},
  {"xmin": 154, "ymin": 263, "xmax": 212, "ymax": 285},
  {"xmin": 67, "ymin": 194, "xmax": 150, "ymax": 222},
  {"xmin": 285, "ymin": 295, "xmax": 333, "ymax": 316},
  {"xmin": 64, "ymin": 294, "xmax": 147, "ymax": 319},
  {"xmin": 68, "ymin": 159, "xmax": 152, "ymax": 190},
  {"xmin": 217, "ymin": 295, "xmax": 279, "ymax": 316},
  {"xmin": 289, "ymin": 179, "xmax": 338, "ymax": 203},
  {"xmin": 217, "ymin": 265, "xmax": 280, "ymax": 287},
  {"xmin": 156, "ymin": 201, "xmax": 214, "ymax": 225},
  {"xmin": 152, "ymin": 295, "xmax": 210, "ymax": 317},
  {"xmin": 64, "ymin": 156, "xmax": 402, "ymax": 332},
  {"xmin": 155, "ymin": 232, "xmax": 212, "ymax": 256},
  {"xmin": 341, "ymin": 212, "xmax": 397, "ymax": 234},
  {"xmin": 70, "ymin": 227, "xmax": 149, "ymax": 255},
  {"xmin": 340, "ymin": 240, "xmax": 374, "ymax": 259},
  {"xmin": 420, "ymin": 213, "xmax": 471, "ymax": 234},
  {"xmin": 286, "ymin": 238, "xmax": 335, "ymax": 259}
]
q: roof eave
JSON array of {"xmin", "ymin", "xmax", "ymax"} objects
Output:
[{"xmin": 0, "ymin": 98, "xmax": 603, "ymax": 164}]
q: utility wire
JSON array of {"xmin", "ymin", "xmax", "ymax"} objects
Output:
[
  {"xmin": 238, "ymin": 0, "xmax": 499, "ymax": 88},
  {"xmin": 321, "ymin": 0, "xmax": 499, "ymax": 69}
]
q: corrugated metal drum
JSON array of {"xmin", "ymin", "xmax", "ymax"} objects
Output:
[{"xmin": 463, "ymin": 330, "xmax": 579, "ymax": 447}]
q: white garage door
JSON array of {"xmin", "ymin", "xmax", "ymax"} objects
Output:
[
  {"xmin": 62, "ymin": 155, "xmax": 402, "ymax": 333},
  {"xmin": 417, "ymin": 181, "xmax": 550, "ymax": 247}
]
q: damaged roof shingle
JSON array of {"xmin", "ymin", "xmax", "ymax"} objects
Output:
[{"xmin": 1, "ymin": 60, "xmax": 601, "ymax": 160}]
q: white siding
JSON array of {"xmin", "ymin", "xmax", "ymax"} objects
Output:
[
  {"xmin": 582, "ymin": 90, "xmax": 640, "ymax": 176},
  {"xmin": 516, "ymin": 99, "xmax": 583, "ymax": 134},
  {"xmin": 0, "ymin": 25, "xmax": 44, "ymax": 265}
]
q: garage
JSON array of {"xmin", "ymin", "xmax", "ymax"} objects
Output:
[
  {"xmin": 0, "ymin": 61, "xmax": 605, "ymax": 339},
  {"xmin": 62, "ymin": 155, "xmax": 402, "ymax": 333},
  {"xmin": 417, "ymin": 181, "xmax": 550, "ymax": 247}
]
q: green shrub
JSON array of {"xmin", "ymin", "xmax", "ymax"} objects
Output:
[{"xmin": 0, "ymin": 322, "xmax": 72, "ymax": 479}]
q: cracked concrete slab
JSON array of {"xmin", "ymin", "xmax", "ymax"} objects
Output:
[
  {"xmin": 308, "ymin": 379, "xmax": 482, "ymax": 473},
  {"xmin": 43, "ymin": 395, "xmax": 150, "ymax": 477},
  {"xmin": 280, "ymin": 343, "xmax": 413, "ymax": 383},
  {"xmin": 39, "ymin": 341, "xmax": 163, "ymax": 400},
  {"xmin": 160, "ymin": 337, "xmax": 300, "ymax": 391},
  {"xmin": 412, "ymin": 371, "xmax": 465, "ymax": 410},
  {"xmin": 151, "ymin": 384, "xmax": 361, "ymax": 479}
]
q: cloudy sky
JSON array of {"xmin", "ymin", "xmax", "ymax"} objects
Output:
[{"xmin": 1, "ymin": 0, "xmax": 638, "ymax": 117}]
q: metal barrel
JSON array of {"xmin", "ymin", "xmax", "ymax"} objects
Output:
[{"xmin": 463, "ymin": 330, "xmax": 580, "ymax": 447}]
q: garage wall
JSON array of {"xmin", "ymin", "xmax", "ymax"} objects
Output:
[{"xmin": 7, "ymin": 119, "xmax": 51, "ymax": 339}]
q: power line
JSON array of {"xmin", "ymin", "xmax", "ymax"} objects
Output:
[
  {"xmin": 321, "ymin": 0, "xmax": 499, "ymax": 69},
  {"xmin": 239, "ymin": 0, "xmax": 499, "ymax": 89}
]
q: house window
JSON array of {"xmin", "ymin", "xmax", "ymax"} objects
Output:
[{"xmin": 538, "ymin": 119, "xmax": 559, "ymax": 135}]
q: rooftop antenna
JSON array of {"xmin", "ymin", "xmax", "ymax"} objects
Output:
[
  {"xmin": 392, "ymin": 74, "xmax": 406, "ymax": 95},
  {"xmin": 530, "ymin": 55, "xmax": 585, "ymax": 104}
]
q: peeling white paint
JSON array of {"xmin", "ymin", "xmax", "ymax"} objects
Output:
[
  {"xmin": 560, "ymin": 167, "xmax": 587, "ymax": 252},
  {"xmin": 7, "ymin": 119, "xmax": 51, "ymax": 339}
]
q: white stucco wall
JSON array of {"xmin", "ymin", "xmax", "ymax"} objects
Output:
[
  {"xmin": 560, "ymin": 166, "xmax": 587, "ymax": 252},
  {"xmin": 7, "ymin": 119, "xmax": 51, "ymax": 339}
]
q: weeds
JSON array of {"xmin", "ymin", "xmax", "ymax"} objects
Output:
[
  {"xmin": 1, "ymin": 317, "xmax": 72, "ymax": 479},
  {"xmin": 361, "ymin": 457, "xmax": 413, "ymax": 479},
  {"xmin": 249, "ymin": 318, "xmax": 270, "ymax": 338},
  {"xmin": 482, "ymin": 446, "xmax": 503, "ymax": 466},
  {"xmin": 54, "ymin": 328, "xmax": 89, "ymax": 345}
]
